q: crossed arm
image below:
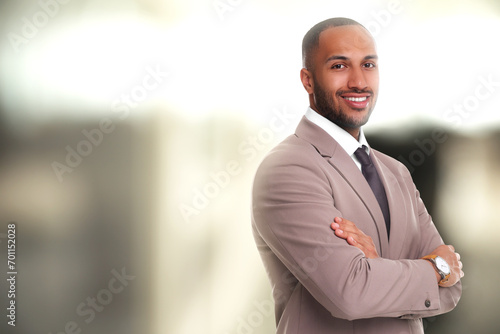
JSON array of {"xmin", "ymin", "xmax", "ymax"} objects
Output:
[{"xmin": 331, "ymin": 217, "xmax": 464, "ymax": 287}]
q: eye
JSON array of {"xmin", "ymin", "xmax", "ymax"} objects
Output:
[
  {"xmin": 363, "ymin": 62, "xmax": 377, "ymax": 69},
  {"xmin": 331, "ymin": 64, "xmax": 346, "ymax": 70}
]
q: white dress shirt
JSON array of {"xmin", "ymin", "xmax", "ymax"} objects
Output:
[{"xmin": 305, "ymin": 107, "xmax": 370, "ymax": 171}]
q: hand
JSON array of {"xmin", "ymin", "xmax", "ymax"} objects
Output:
[
  {"xmin": 330, "ymin": 217, "xmax": 379, "ymax": 259},
  {"xmin": 424, "ymin": 245, "xmax": 464, "ymax": 287}
]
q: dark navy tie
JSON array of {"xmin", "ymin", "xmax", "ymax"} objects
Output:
[{"xmin": 354, "ymin": 146, "xmax": 390, "ymax": 237}]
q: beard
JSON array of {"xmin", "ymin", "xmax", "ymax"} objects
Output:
[{"xmin": 313, "ymin": 77, "xmax": 375, "ymax": 131}]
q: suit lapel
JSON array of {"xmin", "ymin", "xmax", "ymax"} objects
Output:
[
  {"xmin": 327, "ymin": 149, "xmax": 390, "ymax": 256},
  {"xmin": 295, "ymin": 117, "xmax": 390, "ymax": 256},
  {"xmin": 371, "ymin": 152, "xmax": 408, "ymax": 259}
]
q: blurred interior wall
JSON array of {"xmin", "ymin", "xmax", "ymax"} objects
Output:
[
  {"xmin": 0, "ymin": 1, "xmax": 499, "ymax": 334},
  {"xmin": 0, "ymin": 116, "xmax": 156, "ymax": 334}
]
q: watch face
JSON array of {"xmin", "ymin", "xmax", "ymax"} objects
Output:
[{"xmin": 435, "ymin": 256, "xmax": 450, "ymax": 275}]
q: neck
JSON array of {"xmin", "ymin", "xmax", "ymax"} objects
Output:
[
  {"xmin": 308, "ymin": 103, "xmax": 361, "ymax": 140},
  {"xmin": 344, "ymin": 127, "xmax": 360, "ymax": 140}
]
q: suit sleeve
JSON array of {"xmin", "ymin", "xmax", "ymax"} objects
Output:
[
  {"xmin": 252, "ymin": 145, "xmax": 460, "ymax": 321},
  {"xmin": 399, "ymin": 170, "xmax": 462, "ymax": 319}
]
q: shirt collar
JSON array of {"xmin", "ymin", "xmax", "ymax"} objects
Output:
[{"xmin": 304, "ymin": 107, "xmax": 370, "ymax": 157}]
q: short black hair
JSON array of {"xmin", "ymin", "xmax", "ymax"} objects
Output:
[{"xmin": 302, "ymin": 17, "xmax": 366, "ymax": 70}]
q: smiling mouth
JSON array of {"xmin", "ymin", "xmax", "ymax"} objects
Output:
[
  {"xmin": 341, "ymin": 95, "xmax": 371, "ymax": 109},
  {"xmin": 343, "ymin": 96, "xmax": 368, "ymax": 102}
]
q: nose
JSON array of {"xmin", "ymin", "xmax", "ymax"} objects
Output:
[{"xmin": 347, "ymin": 67, "xmax": 368, "ymax": 91}]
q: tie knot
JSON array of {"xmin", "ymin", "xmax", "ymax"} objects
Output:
[{"xmin": 354, "ymin": 146, "xmax": 371, "ymax": 166}]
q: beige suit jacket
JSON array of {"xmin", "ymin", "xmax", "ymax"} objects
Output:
[{"xmin": 252, "ymin": 116, "xmax": 461, "ymax": 333}]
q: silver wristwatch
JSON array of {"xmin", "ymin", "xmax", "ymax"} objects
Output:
[{"xmin": 423, "ymin": 255, "xmax": 451, "ymax": 282}]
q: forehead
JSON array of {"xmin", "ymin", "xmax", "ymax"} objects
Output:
[{"xmin": 316, "ymin": 25, "xmax": 376, "ymax": 61}]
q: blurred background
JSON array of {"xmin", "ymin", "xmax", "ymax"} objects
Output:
[{"xmin": 0, "ymin": 0, "xmax": 499, "ymax": 333}]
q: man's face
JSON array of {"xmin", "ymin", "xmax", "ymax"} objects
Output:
[{"xmin": 307, "ymin": 25, "xmax": 379, "ymax": 134}]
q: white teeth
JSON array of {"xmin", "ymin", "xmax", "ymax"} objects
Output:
[{"xmin": 344, "ymin": 97, "xmax": 367, "ymax": 102}]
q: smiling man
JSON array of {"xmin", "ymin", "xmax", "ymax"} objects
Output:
[
  {"xmin": 251, "ymin": 18, "xmax": 463, "ymax": 333},
  {"xmin": 302, "ymin": 23, "xmax": 378, "ymax": 138}
]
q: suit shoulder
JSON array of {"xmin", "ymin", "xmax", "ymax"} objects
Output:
[
  {"xmin": 258, "ymin": 134, "xmax": 323, "ymax": 170},
  {"xmin": 253, "ymin": 134, "xmax": 328, "ymax": 192},
  {"xmin": 252, "ymin": 134, "xmax": 333, "ymax": 205}
]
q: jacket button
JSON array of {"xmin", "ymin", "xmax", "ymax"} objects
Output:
[{"xmin": 425, "ymin": 300, "xmax": 431, "ymax": 308}]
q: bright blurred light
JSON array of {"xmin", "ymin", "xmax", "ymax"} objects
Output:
[
  {"xmin": 373, "ymin": 14, "xmax": 500, "ymax": 131},
  {"xmin": 0, "ymin": 15, "xmax": 168, "ymax": 123},
  {"xmin": 32, "ymin": 20, "xmax": 158, "ymax": 101},
  {"xmin": 1, "ymin": 2, "xmax": 498, "ymax": 131}
]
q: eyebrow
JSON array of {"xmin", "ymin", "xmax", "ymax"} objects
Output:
[{"xmin": 325, "ymin": 54, "xmax": 378, "ymax": 64}]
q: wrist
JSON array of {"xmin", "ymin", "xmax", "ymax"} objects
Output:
[
  {"xmin": 425, "ymin": 260, "xmax": 441, "ymax": 283},
  {"xmin": 422, "ymin": 255, "xmax": 451, "ymax": 285}
]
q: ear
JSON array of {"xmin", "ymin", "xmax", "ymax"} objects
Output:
[{"xmin": 300, "ymin": 68, "xmax": 314, "ymax": 94}]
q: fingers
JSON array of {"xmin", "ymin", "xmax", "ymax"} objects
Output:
[
  {"xmin": 331, "ymin": 217, "xmax": 366, "ymax": 240},
  {"xmin": 346, "ymin": 236, "xmax": 357, "ymax": 246},
  {"xmin": 331, "ymin": 217, "xmax": 357, "ymax": 234},
  {"xmin": 456, "ymin": 252, "xmax": 462, "ymax": 269},
  {"xmin": 456, "ymin": 252, "xmax": 464, "ymax": 278},
  {"xmin": 331, "ymin": 217, "xmax": 347, "ymax": 236},
  {"xmin": 331, "ymin": 218, "xmax": 348, "ymax": 240},
  {"xmin": 331, "ymin": 222, "xmax": 347, "ymax": 240},
  {"xmin": 456, "ymin": 252, "xmax": 463, "ymax": 269},
  {"xmin": 330, "ymin": 217, "xmax": 379, "ymax": 259}
]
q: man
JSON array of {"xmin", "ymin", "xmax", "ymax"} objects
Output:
[{"xmin": 251, "ymin": 17, "xmax": 463, "ymax": 333}]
